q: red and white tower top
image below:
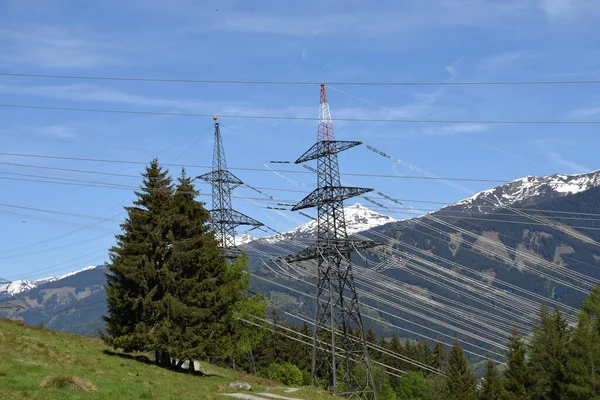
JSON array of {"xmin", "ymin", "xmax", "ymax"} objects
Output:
[{"xmin": 317, "ymin": 84, "xmax": 335, "ymax": 141}]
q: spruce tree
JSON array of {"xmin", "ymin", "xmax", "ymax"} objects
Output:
[
  {"xmin": 366, "ymin": 327, "xmax": 377, "ymax": 344},
  {"xmin": 445, "ymin": 341, "xmax": 477, "ymax": 400},
  {"xmin": 103, "ymin": 165, "xmax": 265, "ymax": 370},
  {"xmin": 564, "ymin": 285, "xmax": 600, "ymax": 399},
  {"xmin": 163, "ymin": 171, "xmax": 259, "ymax": 366},
  {"xmin": 102, "ymin": 159, "xmax": 174, "ymax": 358},
  {"xmin": 527, "ymin": 304, "xmax": 571, "ymax": 400},
  {"xmin": 480, "ymin": 360, "xmax": 502, "ymax": 400},
  {"xmin": 502, "ymin": 328, "xmax": 527, "ymax": 400},
  {"xmin": 431, "ymin": 341, "xmax": 447, "ymax": 371}
]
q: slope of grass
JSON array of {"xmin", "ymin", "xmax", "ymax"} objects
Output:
[{"xmin": 0, "ymin": 318, "xmax": 334, "ymax": 400}]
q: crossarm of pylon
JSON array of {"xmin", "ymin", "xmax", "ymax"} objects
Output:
[
  {"xmin": 292, "ymin": 186, "xmax": 374, "ymax": 211},
  {"xmin": 209, "ymin": 209, "xmax": 264, "ymax": 227},
  {"xmin": 284, "ymin": 240, "xmax": 381, "ymax": 263},
  {"xmin": 295, "ymin": 140, "xmax": 363, "ymax": 164},
  {"xmin": 197, "ymin": 169, "xmax": 243, "ymax": 187}
]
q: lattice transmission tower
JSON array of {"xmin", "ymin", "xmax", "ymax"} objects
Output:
[
  {"xmin": 286, "ymin": 85, "xmax": 378, "ymax": 398},
  {"xmin": 198, "ymin": 116, "xmax": 263, "ymax": 260}
]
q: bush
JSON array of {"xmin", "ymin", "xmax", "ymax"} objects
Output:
[{"xmin": 264, "ymin": 362, "xmax": 303, "ymax": 386}]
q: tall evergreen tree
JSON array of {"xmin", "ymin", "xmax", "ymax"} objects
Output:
[
  {"xmin": 431, "ymin": 341, "xmax": 447, "ymax": 372},
  {"xmin": 564, "ymin": 285, "xmax": 600, "ymax": 399},
  {"xmin": 102, "ymin": 159, "xmax": 174, "ymax": 359},
  {"xmin": 103, "ymin": 164, "xmax": 265, "ymax": 370},
  {"xmin": 502, "ymin": 328, "xmax": 528, "ymax": 400},
  {"xmin": 366, "ymin": 327, "xmax": 377, "ymax": 345},
  {"xmin": 528, "ymin": 304, "xmax": 571, "ymax": 400},
  {"xmin": 445, "ymin": 341, "xmax": 477, "ymax": 400},
  {"xmin": 480, "ymin": 360, "xmax": 502, "ymax": 400},
  {"xmin": 166, "ymin": 171, "xmax": 265, "ymax": 366}
]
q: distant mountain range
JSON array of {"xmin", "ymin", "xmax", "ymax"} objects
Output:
[
  {"xmin": 2, "ymin": 170, "xmax": 600, "ymax": 352},
  {"xmin": 0, "ymin": 266, "xmax": 97, "ymax": 297}
]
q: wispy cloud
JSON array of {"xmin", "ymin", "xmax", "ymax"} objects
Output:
[
  {"xmin": 38, "ymin": 124, "xmax": 78, "ymax": 139},
  {"xmin": 157, "ymin": 0, "xmax": 600, "ymax": 39},
  {"xmin": 0, "ymin": 26, "xmax": 125, "ymax": 69},
  {"xmin": 545, "ymin": 151, "xmax": 590, "ymax": 173},
  {"xmin": 0, "ymin": 82, "xmax": 320, "ymax": 124},
  {"xmin": 536, "ymin": 0, "xmax": 600, "ymax": 21},
  {"xmin": 0, "ymin": 83, "xmax": 209, "ymax": 110},
  {"xmin": 569, "ymin": 105, "xmax": 600, "ymax": 117},
  {"xmin": 422, "ymin": 123, "xmax": 489, "ymax": 136}
]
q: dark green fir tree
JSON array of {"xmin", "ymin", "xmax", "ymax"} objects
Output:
[
  {"xmin": 103, "ymin": 164, "xmax": 265, "ymax": 371},
  {"xmin": 527, "ymin": 304, "xmax": 571, "ymax": 400},
  {"xmin": 564, "ymin": 285, "xmax": 600, "ymax": 399},
  {"xmin": 502, "ymin": 328, "xmax": 528, "ymax": 400},
  {"xmin": 480, "ymin": 360, "xmax": 502, "ymax": 400},
  {"xmin": 445, "ymin": 341, "xmax": 477, "ymax": 400},
  {"xmin": 102, "ymin": 159, "xmax": 174, "ymax": 362},
  {"xmin": 431, "ymin": 341, "xmax": 447, "ymax": 372}
]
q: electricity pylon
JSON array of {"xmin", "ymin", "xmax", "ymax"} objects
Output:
[
  {"xmin": 198, "ymin": 116, "xmax": 263, "ymax": 260},
  {"xmin": 286, "ymin": 85, "xmax": 378, "ymax": 398}
]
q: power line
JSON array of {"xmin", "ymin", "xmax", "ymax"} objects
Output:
[
  {"xmin": 2, "ymin": 71, "xmax": 600, "ymax": 86},
  {"xmin": 1, "ymin": 103, "xmax": 599, "ymax": 125},
  {"xmin": 0, "ymin": 153, "xmax": 523, "ymax": 183}
]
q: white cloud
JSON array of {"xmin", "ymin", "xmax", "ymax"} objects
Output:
[
  {"xmin": 39, "ymin": 125, "xmax": 78, "ymax": 139},
  {"xmin": 545, "ymin": 151, "xmax": 590, "ymax": 173},
  {"xmin": 445, "ymin": 57, "xmax": 466, "ymax": 81},
  {"xmin": 423, "ymin": 123, "xmax": 489, "ymax": 136},
  {"xmin": 0, "ymin": 83, "xmax": 209, "ymax": 110},
  {"xmin": 569, "ymin": 105, "xmax": 600, "ymax": 117},
  {"xmin": 476, "ymin": 51, "xmax": 537, "ymax": 77},
  {"xmin": 538, "ymin": 0, "xmax": 577, "ymax": 21},
  {"xmin": 0, "ymin": 26, "xmax": 125, "ymax": 69},
  {"xmin": 156, "ymin": 0, "xmax": 600, "ymax": 39}
]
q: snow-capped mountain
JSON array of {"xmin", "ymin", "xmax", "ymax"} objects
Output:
[
  {"xmin": 0, "ymin": 266, "xmax": 97, "ymax": 297},
  {"xmin": 260, "ymin": 203, "xmax": 396, "ymax": 244},
  {"xmin": 235, "ymin": 234, "xmax": 257, "ymax": 245},
  {"xmin": 446, "ymin": 170, "xmax": 600, "ymax": 214}
]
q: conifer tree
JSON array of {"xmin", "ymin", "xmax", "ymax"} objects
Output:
[
  {"xmin": 502, "ymin": 328, "xmax": 527, "ymax": 400},
  {"xmin": 480, "ymin": 360, "xmax": 502, "ymax": 400},
  {"xmin": 366, "ymin": 327, "xmax": 377, "ymax": 344},
  {"xmin": 103, "ymin": 164, "xmax": 265, "ymax": 369},
  {"xmin": 445, "ymin": 341, "xmax": 477, "ymax": 400},
  {"xmin": 167, "ymin": 170, "xmax": 266, "ymax": 367},
  {"xmin": 527, "ymin": 304, "xmax": 571, "ymax": 400},
  {"xmin": 418, "ymin": 340, "xmax": 432, "ymax": 366},
  {"xmin": 431, "ymin": 341, "xmax": 447, "ymax": 372},
  {"xmin": 564, "ymin": 285, "xmax": 600, "ymax": 399},
  {"xmin": 103, "ymin": 159, "xmax": 174, "ymax": 359}
]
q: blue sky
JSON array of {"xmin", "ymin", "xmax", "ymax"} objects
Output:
[{"xmin": 1, "ymin": 0, "xmax": 600, "ymax": 281}]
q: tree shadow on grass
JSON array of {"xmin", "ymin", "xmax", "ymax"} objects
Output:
[{"xmin": 102, "ymin": 350, "xmax": 216, "ymax": 377}]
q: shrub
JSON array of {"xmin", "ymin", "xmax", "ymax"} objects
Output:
[{"xmin": 263, "ymin": 362, "xmax": 303, "ymax": 386}]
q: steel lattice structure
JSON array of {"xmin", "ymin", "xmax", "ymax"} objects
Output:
[
  {"xmin": 198, "ymin": 116, "xmax": 263, "ymax": 260},
  {"xmin": 287, "ymin": 85, "xmax": 378, "ymax": 399}
]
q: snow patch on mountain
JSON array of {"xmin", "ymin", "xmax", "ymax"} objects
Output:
[
  {"xmin": 451, "ymin": 170, "xmax": 600, "ymax": 213},
  {"xmin": 0, "ymin": 280, "xmax": 36, "ymax": 296},
  {"xmin": 261, "ymin": 203, "xmax": 395, "ymax": 244},
  {"xmin": 0, "ymin": 266, "xmax": 98, "ymax": 297},
  {"xmin": 235, "ymin": 234, "xmax": 257, "ymax": 245}
]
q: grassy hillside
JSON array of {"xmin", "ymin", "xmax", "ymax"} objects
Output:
[{"xmin": 0, "ymin": 318, "xmax": 334, "ymax": 400}]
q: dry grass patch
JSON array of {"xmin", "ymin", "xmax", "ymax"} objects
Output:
[{"xmin": 40, "ymin": 375, "xmax": 97, "ymax": 392}]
